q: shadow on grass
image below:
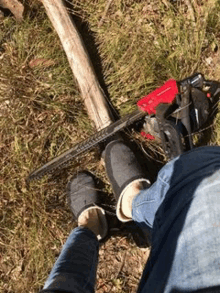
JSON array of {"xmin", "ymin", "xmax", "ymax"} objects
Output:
[{"xmin": 64, "ymin": 1, "xmax": 119, "ymax": 121}]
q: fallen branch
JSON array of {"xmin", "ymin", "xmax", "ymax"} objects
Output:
[{"xmin": 41, "ymin": 0, "xmax": 114, "ymax": 130}]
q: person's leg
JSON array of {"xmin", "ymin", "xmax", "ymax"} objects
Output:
[
  {"xmin": 132, "ymin": 146, "xmax": 220, "ymax": 293},
  {"xmin": 42, "ymin": 227, "xmax": 99, "ymax": 293},
  {"xmin": 132, "ymin": 155, "xmax": 177, "ymax": 237},
  {"xmin": 41, "ymin": 172, "xmax": 108, "ymax": 293}
]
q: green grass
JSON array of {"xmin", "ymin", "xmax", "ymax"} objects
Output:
[{"xmin": 1, "ymin": 0, "xmax": 220, "ymax": 292}]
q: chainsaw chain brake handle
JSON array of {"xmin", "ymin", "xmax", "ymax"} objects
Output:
[{"xmin": 138, "ymin": 73, "xmax": 220, "ymax": 159}]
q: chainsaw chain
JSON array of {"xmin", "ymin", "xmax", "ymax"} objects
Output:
[{"xmin": 27, "ymin": 110, "xmax": 145, "ymax": 182}]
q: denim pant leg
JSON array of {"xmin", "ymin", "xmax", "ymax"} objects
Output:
[
  {"xmin": 132, "ymin": 146, "xmax": 220, "ymax": 293},
  {"xmin": 42, "ymin": 227, "xmax": 99, "ymax": 293}
]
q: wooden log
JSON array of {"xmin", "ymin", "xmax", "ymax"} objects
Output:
[{"xmin": 41, "ymin": 0, "xmax": 114, "ymax": 130}]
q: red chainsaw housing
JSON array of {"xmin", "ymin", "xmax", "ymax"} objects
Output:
[
  {"xmin": 140, "ymin": 132, "xmax": 155, "ymax": 140},
  {"xmin": 137, "ymin": 79, "xmax": 178, "ymax": 139},
  {"xmin": 137, "ymin": 79, "xmax": 178, "ymax": 115}
]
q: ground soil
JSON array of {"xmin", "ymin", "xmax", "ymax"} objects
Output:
[{"xmin": 97, "ymin": 234, "xmax": 150, "ymax": 293}]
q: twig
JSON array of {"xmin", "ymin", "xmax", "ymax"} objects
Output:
[
  {"xmin": 98, "ymin": 0, "xmax": 114, "ymax": 28},
  {"xmin": 107, "ymin": 251, "xmax": 127, "ymax": 293},
  {"xmin": 186, "ymin": 123, "xmax": 215, "ymax": 136},
  {"xmin": 185, "ymin": 0, "xmax": 196, "ymax": 23},
  {"xmin": 140, "ymin": 143, "xmax": 165, "ymax": 164}
]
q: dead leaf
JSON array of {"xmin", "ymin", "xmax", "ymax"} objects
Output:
[
  {"xmin": 210, "ymin": 41, "xmax": 218, "ymax": 53},
  {"xmin": 205, "ymin": 57, "xmax": 213, "ymax": 66},
  {"xmin": 0, "ymin": 0, "xmax": 24, "ymax": 21},
  {"xmin": 29, "ymin": 58, "xmax": 56, "ymax": 68}
]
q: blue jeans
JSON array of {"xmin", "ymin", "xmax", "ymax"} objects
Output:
[{"xmin": 42, "ymin": 146, "xmax": 220, "ymax": 293}]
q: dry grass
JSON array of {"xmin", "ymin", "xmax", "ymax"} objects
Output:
[
  {"xmin": 97, "ymin": 234, "xmax": 150, "ymax": 293},
  {"xmin": 1, "ymin": 0, "xmax": 220, "ymax": 292}
]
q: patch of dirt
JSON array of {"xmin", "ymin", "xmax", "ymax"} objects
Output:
[{"xmin": 97, "ymin": 235, "xmax": 150, "ymax": 293}]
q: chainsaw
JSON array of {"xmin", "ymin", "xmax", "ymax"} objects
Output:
[{"xmin": 27, "ymin": 73, "xmax": 220, "ymax": 183}]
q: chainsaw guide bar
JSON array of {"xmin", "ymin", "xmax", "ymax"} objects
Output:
[{"xmin": 27, "ymin": 110, "xmax": 145, "ymax": 182}]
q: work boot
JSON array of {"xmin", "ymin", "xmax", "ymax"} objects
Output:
[
  {"xmin": 103, "ymin": 140, "xmax": 151, "ymax": 222},
  {"xmin": 66, "ymin": 171, "xmax": 108, "ymax": 240}
]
